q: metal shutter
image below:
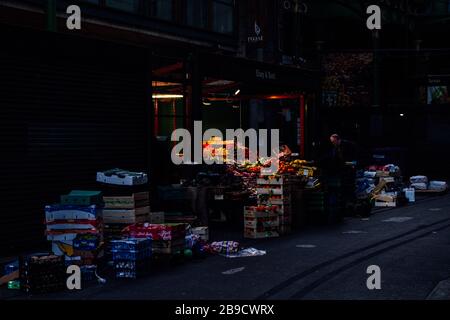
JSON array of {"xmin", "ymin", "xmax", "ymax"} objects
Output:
[{"xmin": 0, "ymin": 27, "xmax": 149, "ymax": 254}]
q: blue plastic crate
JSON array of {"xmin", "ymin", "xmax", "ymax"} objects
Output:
[
  {"xmin": 111, "ymin": 248, "xmax": 152, "ymax": 261},
  {"xmin": 114, "ymin": 259, "xmax": 150, "ymax": 279},
  {"xmin": 110, "ymin": 238, "xmax": 151, "ymax": 252}
]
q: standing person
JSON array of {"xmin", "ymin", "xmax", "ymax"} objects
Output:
[
  {"xmin": 329, "ymin": 134, "xmax": 357, "ymax": 167},
  {"xmin": 322, "ymin": 134, "xmax": 358, "ymax": 223}
]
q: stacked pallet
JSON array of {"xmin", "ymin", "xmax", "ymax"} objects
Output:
[
  {"xmin": 102, "ymin": 190, "xmax": 150, "ymax": 258},
  {"xmin": 243, "ymin": 206, "xmax": 279, "ymax": 238},
  {"xmin": 255, "ymin": 175, "xmax": 300, "ymax": 235},
  {"xmin": 103, "ymin": 192, "xmax": 150, "ymax": 224}
]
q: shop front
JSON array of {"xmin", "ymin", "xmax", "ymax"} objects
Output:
[{"xmin": 149, "ymin": 52, "xmax": 320, "ymax": 238}]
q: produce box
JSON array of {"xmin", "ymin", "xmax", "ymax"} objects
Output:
[
  {"xmin": 244, "ymin": 206, "xmax": 281, "ymax": 217},
  {"xmin": 256, "ymin": 186, "xmax": 289, "ymax": 195},
  {"xmin": 244, "ymin": 229, "xmax": 279, "ymax": 239},
  {"xmin": 374, "ymin": 200, "xmax": 396, "ymax": 207},
  {"xmin": 375, "ymin": 171, "xmax": 390, "ymax": 178},
  {"xmin": 103, "ymin": 214, "xmax": 149, "ymax": 224},
  {"xmin": 244, "ymin": 216, "xmax": 279, "ymax": 228},
  {"xmin": 122, "ymin": 223, "xmax": 186, "ymax": 241},
  {"xmin": 103, "ymin": 206, "xmax": 149, "ymax": 217},
  {"xmin": 97, "ymin": 169, "xmax": 148, "ymax": 186},
  {"xmin": 103, "ymin": 192, "xmax": 149, "ymax": 209},
  {"xmin": 60, "ymin": 190, "xmax": 103, "ymax": 206},
  {"xmin": 373, "ymin": 194, "xmax": 396, "ymax": 202},
  {"xmin": 110, "ymin": 238, "xmax": 152, "ymax": 252},
  {"xmin": 45, "ymin": 204, "xmax": 102, "ymax": 222}
]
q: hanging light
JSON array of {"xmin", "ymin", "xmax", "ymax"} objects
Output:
[
  {"xmin": 234, "ymin": 89, "xmax": 241, "ymax": 96},
  {"xmin": 152, "ymin": 94, "xmax": 183, "ymax": 99}
]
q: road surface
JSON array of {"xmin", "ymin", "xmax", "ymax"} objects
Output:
[{"xmin": 3, "ymin": 194, "xmax": 450, "ymax": 300}]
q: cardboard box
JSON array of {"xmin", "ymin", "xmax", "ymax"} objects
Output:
[
  {"xmin": 103, "ymin": 192, "xmax": 149, "ymax": 209},
  {"xmin": 374, "ymin": 201, "xmax": 396, "ymax": 207},
  {"xmin": 374, "ymin": 194, "xmax": 396, "ymax": 202},
  {"xmin": 60, "ymin": 190, "xmax": 103, "ymax": 206},
  {"xmin": 244, "ymin": 229, "xmax": 279, "ymax": 239},
  {"xmin": 103, "ymin": 206, "xmax": 150, "ymax": 218},
  {"xmin": 45, "ymin": 205, "xmax": 102, "ymax": 222},
  {"xmin": 97, "ymin": 170, "xmax": 148, "ymax": 186},
  {"xmin": 244, "ymin": 207, "xmax": 280, "ymax": 218},
  {"xmin": 256, "ymin": 187, "xmax": 289, "ymax": 195},
  {"xmin": 375, "ymin": 171, "xmax": 390, "ymax": 177},
  {"xmin": 244, "ymin": 217, "xmax": 279, "ymax": 229}
]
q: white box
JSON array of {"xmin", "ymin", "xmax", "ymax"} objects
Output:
[
  {"xmin": 374, "ymin": 201, "xmax": 396, "ymax": 207},
  {"xmin": 96, "ymin": 170, "xmax": 148, "ymax": 186}
]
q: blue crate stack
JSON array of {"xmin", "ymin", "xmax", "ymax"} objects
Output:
[{"xmin": 110, "ymin": 238, "xmax": 152, "ymax": 279}]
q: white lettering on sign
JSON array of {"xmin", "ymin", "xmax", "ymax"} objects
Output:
[{"xmin": 256, "ymin": 69, "xmax": 276, "ymax": 80}]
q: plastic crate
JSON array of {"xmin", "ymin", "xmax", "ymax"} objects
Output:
[
  {"xmin": 114, "ymin": 259, "xmax": 150, "ymax": 279},
  {"xmin": 111, "ymin": 248, "xmax": 152, "ymax": 261},
  {"xmin": 110, "ymin": 238, "xmax": 152, "ymax": 252},
  {"xmin": 19, "ymin": 254, "xmax": 66, "ymax": 294}
]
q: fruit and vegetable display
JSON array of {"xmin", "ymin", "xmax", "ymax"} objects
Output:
[{"xmin": 277, "ymin": 160, "xmax": 318, "ymax": 177}]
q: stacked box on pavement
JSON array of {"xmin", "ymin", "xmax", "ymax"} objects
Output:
[
  {"xmin": 255, "ymin": 174, "xmax": 297, "ymax": 235},
  {"xmin": 110, "ymin": 238, "xmax": 152, "ymax": 279},
  {"xmin": 45, "ymin": 200, "xmax": 104, "ymax": 265},
  {"xmin": 103, "ymin": 193, "xmax": 150, "ymax": 224},
  {"xmin": 102, "ymin": 191, "xmax": 150, "ymax": 258},
  {"xmin": 244, "ymin": 206, "xmax": 279, "ymax": 238}
]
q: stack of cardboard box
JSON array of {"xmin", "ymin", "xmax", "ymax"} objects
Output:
[
  {"xmin": 255, "ymin": 175, "xmax": 300, "ymax": 235},
  {"xmin": 45, "ymin": 190, "xmax": 104, "ymax": 266}
]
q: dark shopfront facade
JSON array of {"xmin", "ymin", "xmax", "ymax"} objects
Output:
[{"xmin": 0, "ymin": 29, "xmax": 318, "ymax": 255}]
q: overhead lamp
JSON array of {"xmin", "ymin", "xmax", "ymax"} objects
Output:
[
  {"xmin": 234, "ymin": 89, "xmax": 241, "ymax": 96},
  {"xmin": 152, "ymin": 94, "xmax": 183, "ymax": 99},
  {"xmin": 400, "ymin": 113, "xmax": 405, "ymax": 117}
]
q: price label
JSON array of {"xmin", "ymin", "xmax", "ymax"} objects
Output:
[
  {"xmin": 303, "ymin": 169, "xmax": 309, "ymax": 176},
  {"xmin": 215, "ymin": 194, "xmax": 224, "ymax": 200}
]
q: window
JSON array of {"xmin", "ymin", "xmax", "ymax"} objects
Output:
[
  {"xmin": 105, "ymin": 0, "xmax": 140, "ymax": 13},
  {"xmin": 151, "ymin": 0, "xmax": 173, "ymax": 20},
  {"xmin": 186, "ymin": 0, "xmax": 208, "ymax": 28},
  {"xmin": 212, "ymin": 0, "xmax": 234, "ymax": 34}
]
